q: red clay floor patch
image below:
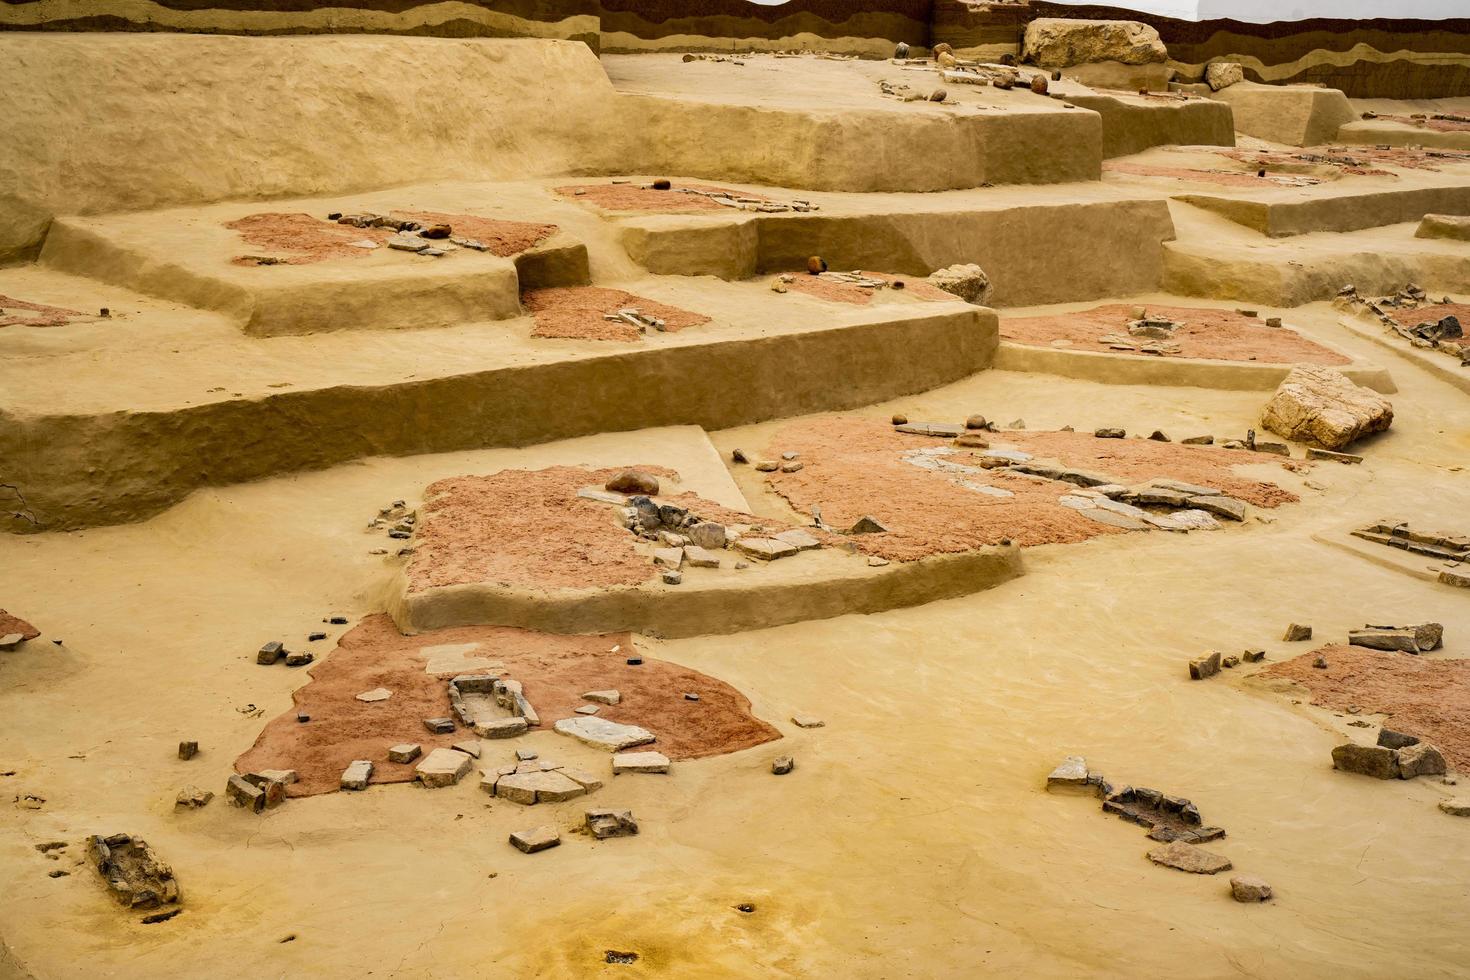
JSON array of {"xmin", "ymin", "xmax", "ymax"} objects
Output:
[
  {"xmin": 1104, "ymin": 161, "xmax": 1322, "ymax": 188},
  {"xmin": 522, "ymin": 286, "xmax": 710, "ymax": 341},
  {"xmin": 1384, "ymin": 302, "xmax": 1470, "ymax": 350},
  {"xmin": 759, "ymin": 417, "xmax": 1296, "ymax": 562},
  {"xmin": 0, "ymin": 294, "xmax": 85, "ymax": 329},
  {"xmin": 1262, "ymin": 644, "xmax": 1470, "ymax": 771},
  {"xmin": 1001, "ymin": 303, "xmax": 1353, "ymax": 365},
  {"xmin": 227, "ymin": 211, "xmax": 557, "ymax": 265},
  {"xmin": 780, "ymin": 272, "xmax": 955, "ymax": 306},
  {"xmin": 234, "ymin": 615, "xmax": 780, "ymax": 795}
]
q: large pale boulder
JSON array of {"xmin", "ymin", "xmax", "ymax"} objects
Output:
[
  {"xmin": 1416, "ymin": 214, "xmax": 1470, "ymax": 242},
  {"xmin": 1205, "ymin": 62, "xmax": 1244, "ymax": 91},
  {"xmin": 1260, "ymin": 366, "xmax": 1392, "ymax": 450},
  {"xmin": 1022, "ymin": 19, "xmax": 1167, "ymax": 69},
  {"xmin": 927, "ymin": 264, "xmax": 991, "ymax": 304}
]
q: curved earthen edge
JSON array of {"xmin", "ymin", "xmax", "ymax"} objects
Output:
[
  {"xmin": 1310, "ymin": 529, "xmax": 1447, "ymax": 586},
  {"xmin": 391, "ymin": 544, "xmax": 1026, "ymax": 638},
  {"xmin": 0, "ymin": 308, "xmax": 996, "ymax": 533},
  {"xmin": 992, "ymin": 340, "xmax": 1397, "ymax": 394},
  {"xmin": 1176, "ymin": 185, "xmax": 1470, "ymax": 240},
  {"xmin": 1337, "ymin": 121, "xmax": 1470, "ymax": 151}
]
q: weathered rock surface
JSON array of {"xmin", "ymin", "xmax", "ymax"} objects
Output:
[
  {"xmin": 927, "ymin": 263, "xmax": 991, "ymax": 304},
  {"xmin": 1046, "ymin": 755, "xmax": 1092, "ymax": 793},
  {"xmin": 1205, "ymin": 62, "xmax": 1244, "ymax": 91},
  {"xmin": 493, "ymin": 769, "xmax": 587, "ymax": 804},
  {"xmin": 509, "ymin": 825, "xmax": 560, "ymax": 853},
  {"xmin": 1397, "ymin": 742, "xmax": 1447, "ymax": 779},
  {"xmin": 1146, "ymin": 840, "xmax": 1232, "ymax": 875},
  {"xmin": 87, "ymin": 834, "xmax": 180, "ymax": 909},
  {"xmin": 340, "ymin": 759, "xmax": 374, "ymax": 790},
  {"xmin": 1283, "ymin": 624, "xmax": 1312, "ymax": 642},
  {"xmin": 587, "ymin": 808, "xmax": 639, "ymax": 839},
  {"xmin": 388, "ymin": 743, "xmax": 422, "ymax": 764},
  {"xmin": 1230, "ymin": 874, "xmax": 1272, "ymax": 902},
  {"xmin": 1260, "ymin": 366, "xmax": 1393, "ymax": 450},
  {"xmin": 1332, "ymin": 743, "xmax": 1399, "ymax": 779},
  {"xmin": 583, "ymin": 690, "xmax": 621, "ymax": 705},
  {"xmin": 1439, "ymin": 799, "xmax": 1470, "ymax": 816},
  {"xmin": 555, "ymin": 716, "xmax": 656, "ymax": 751},
  {"xmin": 1416, "ymin": 214, "xmax": 1470, "ymax": 242},
  {"xmin": 1022, "ymin": 18, "xmax": 1167, "ymax": 68},
  {"xmin": 611, "ymin": 750, "xmax": 670, "ymax": 774},
  {"xmin": 1189, "ymin": 651, "xmax": 1222, "ymax": 680}
]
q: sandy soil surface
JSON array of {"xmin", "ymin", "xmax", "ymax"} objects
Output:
[
  {"xmin": 555, "ymin": 181, "xmax": 769, "ymax": 213},
  {"xmin": 235, "ymin": 614, "xmax": 778, "ymax": 795},
  {"xmin": 0, "ymin": 610, "xmax": 39, "ymax": 640},
  {"xmin": 226, "ymin": 210, "xmax": 556, "ymax": 265},
  {"xmin": 1001, "ymin": 303, "xmax": 1354, "ymax": 364},
  {"xmin": 0, "ymin": 294, "xmax": 83, "ymax": 329},
  {"xmin": 1262, "ymin": 644, "xmax": 1470, "ymax": 770},
  {"xmin": 1104, "ymin": 161, "xmax": 1318, "ymax": 188},
  {"xmin": 522, "ymin": 286, "xmax": 710, "ymax": 341},
  {"xmin": 757, "ymin": 417, "xmax": 1294, "ymax": 561},
  {"xmin": 781, "ymin": 272, "xmax": 954, "ymax": 305}
]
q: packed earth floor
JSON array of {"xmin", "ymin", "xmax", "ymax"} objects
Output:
[{"xmin": 2, "ymin": 20, "xmax": 1470, "ymax": 980}]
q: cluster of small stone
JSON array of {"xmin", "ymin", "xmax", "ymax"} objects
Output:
[
  {"xmin": 1337, "ymin": 283, "xmax": 1468, "ymax": 366},
  {"xmin": 87, "ymin": 833, "xmax": 181, "ymax": 914},
  {"xmin": 368, "ymin": 499, "xmax": 416, "ymax": 540},
  {"xmin": 255, "ymin": 639, "xmax": 313, "ymax": 668},
  {"xmin": 1046, "ymin": 756, "xmax": 1268, "ymax": 901},
  {"xmin": 1333, "ymin": 729, "xmax": 1447, "ymax": 781},
  {"xmin": 328, "ymin": 211, "xmax": 490, "ymax": 257},
  {"xmin": 1351, "ymin": 522, "xmax": 1469, "ymax": 588}
]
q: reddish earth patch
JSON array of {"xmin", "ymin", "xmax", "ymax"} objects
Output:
[
  {"xmin": 409, "ymin": 465, "xmax": 804, "ymax": 593},
  {"xmin": 1001, "ymin": 303, "xmax": 1352, "ymax": 365},
  {"xmin": 761, "ymin": 418, "xmax": 1295, "ymax": 562},
  {"xmin": 227, "ymin": 211, "xmax": 556, "ymax": 265},
  {"xmin": 235, "ymin": 615, "xmax": 780, "ymax": 796},
  {"xmin": 1385, "ymin": 302, "xmax": 1470, "ymax": 349},
  {"xmin": 555, "ymin": 181, "xmax": 769, "ymax": 213},
  {"xmin": 1104, "ymin": 161, "xmax": 1314, "ymax": 188},
  {"xmin": 397, "ymin": 210, "xmax": 556, "ymax": 258},
  {"xmin": 0, "ymin": 294, "xmax": 84, "ymax": 329},
  {"xmin": 1379, "ymin": 114, "xmax": 1470, "ymax": 134},
  {"xmin": 1222, "ymin": 144, "xmax": 1464, "ymax": 173},
  {"xmin": 1263, "ymin": 644, "xmax": 1470, "ymax": 771},
  {"xmin": 0, "ymin": 610, "xmax": 40, "ymax": 640},
  {"xmin": 522, "ymin": 286, "xmax": 710, "ymax": 341},
  {"xmin": 781, "ymin": 272, "xmax": 956, "ymax": 305}
]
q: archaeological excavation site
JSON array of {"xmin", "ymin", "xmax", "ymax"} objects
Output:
[{"xmin": 2, "ymin": 0, "xmax": 1469, "ymax": 975}]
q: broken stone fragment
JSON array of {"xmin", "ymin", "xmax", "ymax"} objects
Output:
[
  {"xmin": 849, "ymin": 515, "xmax": 888, "ymax": 534},
  {"xmin": 1045, "ymin": 755, "xmax": 1094, "ymax": 794},
  {"xmin": 1146, "ymin": 840, "xmax": 1232, "ymax": 875},
  {"xmin": 1188, "ymin": 651, "xmax": 1222, "ymax": 680},
  {"xmin": 495, "ymin": 769, "xmax": 586, "ymax": 804},
  {"xmin": 256, "ymin": 641, "xmax": 284, "ymax": 665},
  {"xmin": 1229, "ymin": 874, "xmax": 1272, "ymax": 902},
  {"xmin": 87, "ymin": 835, "xmax": 180, "ymax": 910},
  {"xmin": 791, "ymin": 714, "xmax": 825, "ymax": 729},
  {"xmin": 683, "ymin": 545, "xmax": 723, "ymax": 568},
  {"xmin": 896, "ymin": 422, "xmax": 964, "ymax": 438},
  {"xmin": 652, "ymin": 546, "xmax": 684, "ymax": 569},
  {"xmin": 340, "ymin": 760, "xmax": 374, "ymax": 790},
  {"xmin": 755, "ymin": 460, "xmax": 779, "ymax": 472},
  {"xmin": 734, "ymin": 538, "xmax": 798, "ymax": 561},
  {"xmin": 476, "ymin": 717, "xmax": 529, "ymax": 739},
  {"xmin": 587, "ymin": 808, "xmax": 639, "ymax": 839},
  {"xmin": 926, "ymin": 264, "xmax": 991, "ymax": 304},
  {"xmin": 1397, "ymin": 742, "xmax": 1446, "ymax": 779},
  {"xmin": 1350, "ymin": 623, "xmax": 1442, "ymax": 653},
  {"xmin": 1222, "ymin": 655, "xmax": 1240, "ymax": 669},
  {"xmin": 1283, "ymin": 624, "xmax": 1312, "ymax": 642},
  {"xmin": 177, "ymin": 741, "xmax": 198, "ymax": 761},
  {"xmin": 284, "ymin": 650, "xmax": 313, "ymax": 667},
  {"xmin": 509, "ymin": 825, "xmax": 560, "ymax": 854},
  {"xmin": 1187, "ymin": 496, "xmax": 1246, "ymax": 522},
  {"xmin": 774, "ymin": 528, "xmax": 821, "ymax": 551},
  {"xmin": 423, "ymin": 717, "xmax": 456, "ymax": 735},
  {"xmin": 241, "ymin": 773, "xmax": 289, "ymax": 808},
  {"xmin": 387, "ymin": 232, "xmax": 430, "ymax": 252},
  {"xmin": 772, "ymin": 756, "xmax": 795, "ymax": 775},
  {"xmin": 1332, "ymin": 743, "xmax": 1399, "ymax": 779},
  {"xmin": 1181, "ymin": 435, "xmax": 1214, "ymax": 445},
  {"xmin": 606, "ymin": 470, "xmax": 659, "ymax": 495},
  {"xmin": 1205, "ymin": 62, "xmax": 1244, "ymax": 91},
  {"xmin": 174, "ymin": 786, "xmax": 213, "ymax": 809},
  {"xmin": 1376, "ymin": 729, "xmax": 1418, "ymax": 750},
  {"xmin": 225, "ymin": 774, "xmax": 266, "ymax": 813},
  {"xmin": 583, "ymin": 690, "xmax": 621, "ymax": 705},
  {"xmin": 1261, "ymin": 366, "xmax": 1393, "ymax": 450},
  {"xmin": 388, "ymin": 743, "xmax": 422, "ymax": 764},
  {"xmin": 555, "ymin": 716, "xmax": 655, "ymax": 751},
  {"xmin": 355, "ymin": 687, "xmax": 391, "ymax": 703},
  {"xmin": 612, "ymin": 750, "xmax": 671, "ymax": 774},
  {"xmin": 1022, "ymin": 17, "xmax": 1167, "ymax": 69},
  {"xmin": 687, "ymin": 522, "xmax": 727, "ymax": 550}
]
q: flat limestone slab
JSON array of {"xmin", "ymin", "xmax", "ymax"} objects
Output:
[
  {"xmin": 415, "ymin": 747, "xmax": 473, "ymax": 788},
  {"xmin": 554, "ymin": 716, "xmax": 657, "ymax": 751}
]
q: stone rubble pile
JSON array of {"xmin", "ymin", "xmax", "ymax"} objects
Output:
[
  {"xmin": 1336, "ymin": 284, "xmax": 1470, "ymax": 367},
  {"xmin": 1333, "ymin": 732, "xmax": 1447, "ymax": 780},
  {"xmin": 87, "ymin": 834, "xmax": 181, "ymax": 912},
  {"xmin": 328, "ymin": 211, "xmax": 490, "ymax": 257},
  {"xmin": 1350, "ymin": 522, "xmax": 1469, "ymax": 588}
]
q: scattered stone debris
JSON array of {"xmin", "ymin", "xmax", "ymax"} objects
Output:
[
  {"xmin": 586, "ymin": 809, "xmax": 639, "ymax": 839},
  {"xmin": 1261, "ymin": 366, "xmax": 1393, "ymax": 450},
  {"xmin": 1188, "ymin": 651, "xmax": 1222, "ymax": 680},
  {"xmin": 87, "ymin": 834, "xmax": 181, "ymax": 911},
  {"xmin": 1283, "ymin": 624, "xmax": 1313, "ymax": 642},
  {"xmin": 177, "ymin": 741, "xmax": 199, "ymax": 761},
  {"xmin": 1146, "ymin": 840, "xmax": 1233, "ymax": 875},
  {"xmin": 509, "ymin": 825, "xmax": 561, "ymax": 854},
  {"xmin": 772, "ymin": 755, "xmax": 795, "ymax": 775}
]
